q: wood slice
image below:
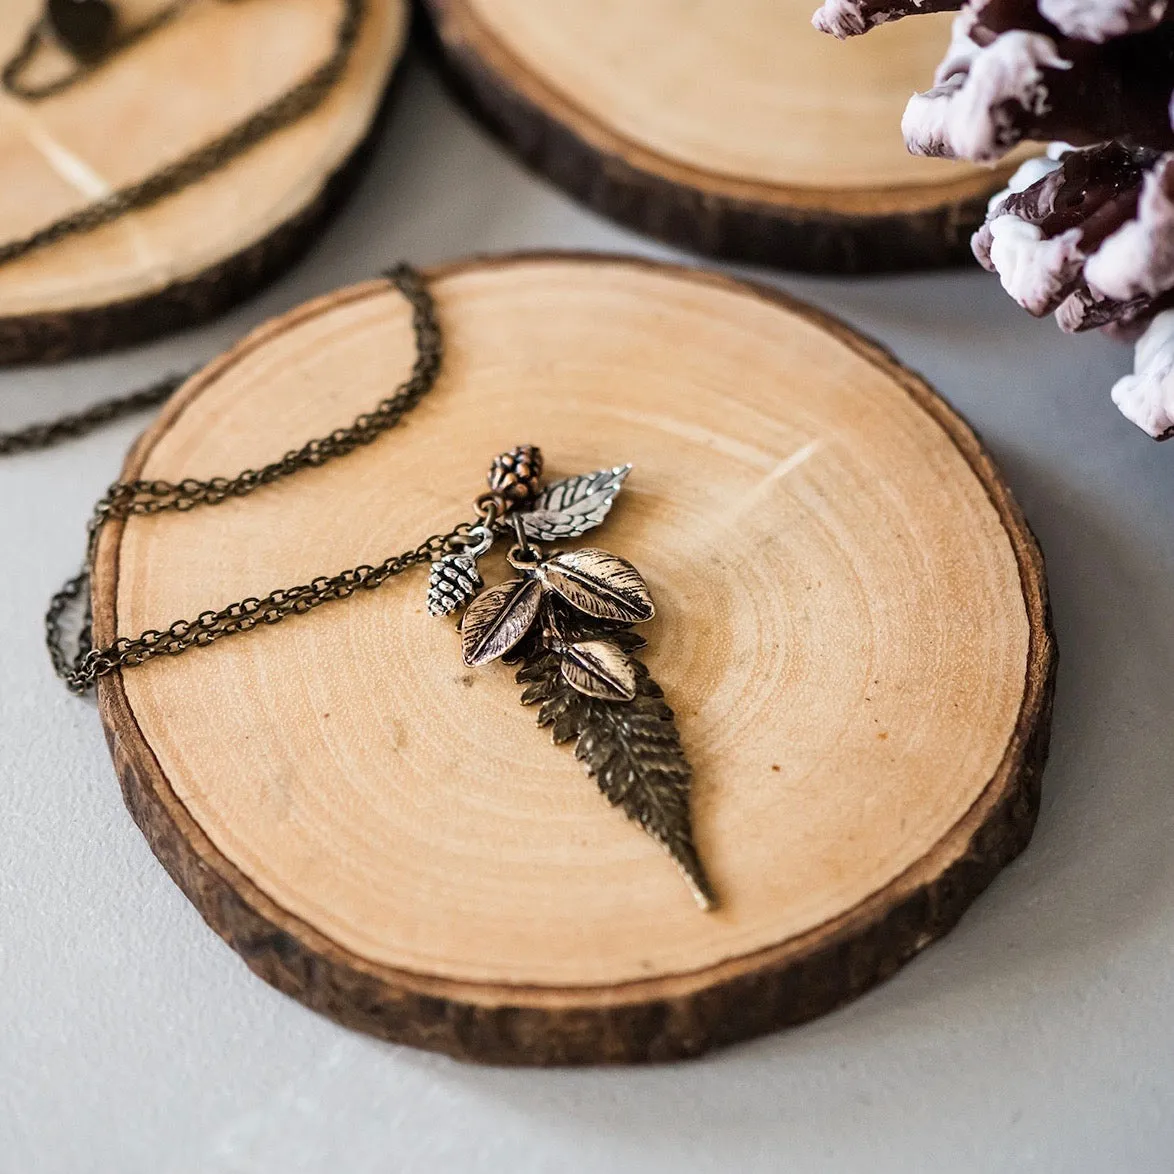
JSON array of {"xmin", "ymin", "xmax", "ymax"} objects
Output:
[
  {"xmin": 93, "ymin": 254, "xmax": 1055, "ymax": 1064},
  {"xmin": 422, "ymin": 0, "xmax": 1032, "ymax": 273},
  {"xmin": 0, "ymin": 0, "xmax": 407, "ymax": 364}
]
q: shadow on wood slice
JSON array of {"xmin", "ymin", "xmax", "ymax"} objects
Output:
[
  {"xmin": 92, "ymin": 253, "xmax": 1055, "ymax": 1064},
  {"xmin": 0, "ymin": 0, "xmax": 408, "ymax": 364},
  {"xmin": 421, "ymin": 0, "xmax": 1035, "ymax": 273}
]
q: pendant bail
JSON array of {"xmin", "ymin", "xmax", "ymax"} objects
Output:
[
  {"xmin": 461, "ymin": 524, "xmax": 495, "ymax": 560},
  {"xmin": 511, "ymin": 512, "xmax": 529, "ymax": 551},
  {"xmin": 473, "ymin": 491, "xmax": 505, "ymax": 530},
  {"xmin": 487, "ymin": 444, "xmax": 543, "ymax": 504},
  {"xmin": 507, "ymin": 512, "xmax": 543, "ymax": 570}
]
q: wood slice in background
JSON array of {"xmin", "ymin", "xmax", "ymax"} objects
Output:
[
  {"xmin": 423, "ymin": 0, "xmax": 1031, "ymax": 273},
  {"xmin": 0, "ymin": 0, "xmax": 407, "ymax": 364},
  {"xmin": 93, "ymin": 254, "xmax": 1055, "ymax": 1064}
]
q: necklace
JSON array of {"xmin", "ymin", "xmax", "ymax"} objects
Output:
[
  {"xmin": 43, "ymin": 262, "xmax": 716, "ymax": 910},
  {"xmin": 0, "ymin": 0, "xmax": 366, "ymax": 269}
]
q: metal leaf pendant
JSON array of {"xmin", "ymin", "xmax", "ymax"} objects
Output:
[
  {"xmin": 515, "ymin": 465, "xmax": 630, "ymax": 541},
  {"xmin": 538, "ymin": 548, "xmax": 655, "ymax": 624},
  {"xmin": 436, "ymin": 446, "xmax": 715, "ymax": 910},
  {"xmin": 558, "ymin": 638, "xmax": 637, "ymax": 701},
  {"xmin": 515, "ymin": 601, "xmax": 715, "ymax": 912},
  {"xmin": 460, "ymin": 578, "xmax": 542, "ymax": 666}
]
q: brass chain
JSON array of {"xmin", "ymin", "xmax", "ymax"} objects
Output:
[
  {"xmin": 45, "ymin": 262, "xmax": 472, "ymax": 695},
  {"xmin": 0, "ymin": 0, "xmax": 366, "ymax": 268},
  {"xmin": 0, "ymin": 372, "xmax": 189, "ymax": 455}
]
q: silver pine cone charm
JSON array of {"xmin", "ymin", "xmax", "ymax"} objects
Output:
[{"xmin": 427, "ymin": 553, "xmax": 483, "ymax": 617}]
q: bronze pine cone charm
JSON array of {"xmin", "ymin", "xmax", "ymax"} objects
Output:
[{"xmin": 487, "ymin": 444, "xmax": 544, "ymax": 504}]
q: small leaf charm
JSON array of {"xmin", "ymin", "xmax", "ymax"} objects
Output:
[
  {"xmin": 487, "ymin": 444, "xmax": 544, "ymax": 504},
  {"xmin": 516, "ymin": 465, "xmax": 631, "ymax": 541},
  {"xmin": 460, "ymin": 578, "xmax": 542, "ymax": 666},
  {"xmin": 559, "ymin": 639, "xmax": 637, "ymax": 701},
  {"xmin": 427, "ymin": 554, "xmax": 482, "ymax": 617},
  {"xmin": 539, "ymin": 548, "xmax": 655, "ymax": 624}
]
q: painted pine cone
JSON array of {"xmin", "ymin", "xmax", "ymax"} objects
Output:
[
  {"xmin": 812, "ymin": 0, "xmax": 1174, "ymax": 438},
  {"xmin": 487, "ymin": 444, "xmax": 544, "ymax": 503}
]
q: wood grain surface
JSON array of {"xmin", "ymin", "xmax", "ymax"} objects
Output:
[
  {"xmin": 93, "ymin": 254, "xmax": 1055, "ymax": 1063},
  {"xmin": 422, "ymin": 0, "xmax": 1032, "ymax": 272},
  {"xmin": 0, "ymin": 0, "xmax": 407, "ymax": 362}
]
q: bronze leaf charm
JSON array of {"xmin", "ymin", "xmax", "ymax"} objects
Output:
[
  {"xmin": 537, "ymin": 548, "xmax": 655, "ymax": 623},
  {"xmin": 460, "ymin": 578, "xmax": 542, "ymax": 666},
  {"xmin": 558, "ymin": 638, "xmax": 638, "ymax": 702}
]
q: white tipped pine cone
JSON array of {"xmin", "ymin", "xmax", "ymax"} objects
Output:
[{"xmin": 813, "ymin": 0, "xmax": 1174, "ymax": 437}]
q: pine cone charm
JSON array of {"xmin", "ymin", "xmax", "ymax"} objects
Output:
[
  {"xmin": 427, "ymin": 553, "xmax": 483, "ymax": 617},
  {"xmin": 487, "ymin": 444, "xmax": 544, "ymax": 503}
]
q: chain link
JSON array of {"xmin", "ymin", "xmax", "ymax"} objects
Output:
[
  {"xmin": 1, "ymin": 6, "xmax": 452, "ymax": 695},
  {"xmin": 0, "ymin": 372, "xmax": 189, "ymax": 456},
  {"xmin": 0, "ymin": 0, "xmax": 365, "ymax": 268},
  {"xmin": 46, "ymin": 262, "xmax": 460, "ymax": 695},
  {"xmin": 48, "ymin": 523, "xmax": 474, "ymax": 694}
]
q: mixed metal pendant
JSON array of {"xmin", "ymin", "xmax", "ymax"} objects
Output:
[{"xmin": 428, "ymin": 447, "xmax": 716, "ymax": 911}]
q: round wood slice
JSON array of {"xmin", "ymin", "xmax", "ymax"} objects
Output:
[
  {"xmin": 422, "ymin": 0, "xmax": 1033, "ymax": 273},
  {"xmin": 93, "ymin": 254, "xmax": 1055, "ymax": 1064},
  {"xmin": 0, "ymin": 0, "xmax": 407, "ymax": 364}
]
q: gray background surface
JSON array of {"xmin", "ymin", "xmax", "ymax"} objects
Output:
[{"xmin": 2, "ymin": 57, "xmax": 1172, "ymax": 1174}]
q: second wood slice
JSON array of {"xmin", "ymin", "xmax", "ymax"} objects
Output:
[
  {"xmin": 424, "ymin": 0, "xmax": 1027, "ymax": 272},
  {"xmin": 94, "ymin": 254, "xmax": 1054, "ymax": 1063},
  {"xmin": 0, "ymin": 0, "xmax": 406, "ymax": 363}
]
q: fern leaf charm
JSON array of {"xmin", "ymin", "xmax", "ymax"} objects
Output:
[
  {"xmin": 515, "ymin": 602, "xmax": 715, "ymax": 910},
  {"xmin": 443, "ymin": 447, "xmax": 716, "ymax": 910}
]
